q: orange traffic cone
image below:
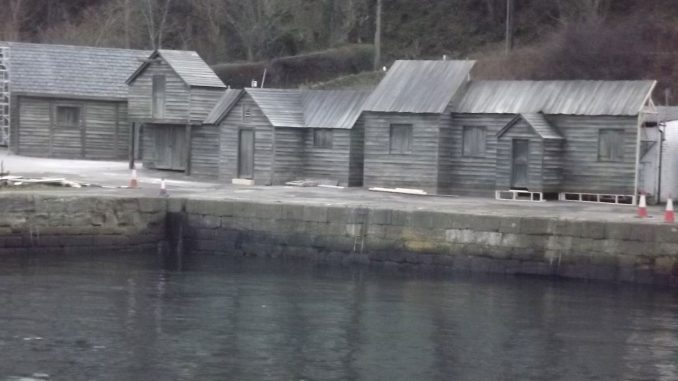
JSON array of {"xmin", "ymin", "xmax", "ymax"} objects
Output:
[
  {"xmin": 159, "ymin": 178, "xmax": 169, "ymax": 197},
  {"xmin": 665, "ymin": 197, "xmax": 675, "ymax": 223},
  {"xmin": 129, "ymin": 169, "xmax": 138, "ymax": 188},
  {"xmin": 638, "ymin": 193, "xmax": 648, "ymax": 218}
]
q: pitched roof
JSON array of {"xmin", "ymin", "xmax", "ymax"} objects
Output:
[
  {"xmin": 203, "ymin": 89, "xmax": 244, "ymax": 125},
  {"xmin": 1, "ymin": 41, "xmax": 147, "ymax": 99},
  {"xmin": 246, "ymin": 88, "xmax": 306, "ymax": 127},
  {"xmin": 456, "ymin": 80, "xmax": 656, "ymax": 116},
  {"xmin": 127, "ymin": 49, "xmax": 225, "ymax": 88},
  {"xmin": 497, "ymin": 113, "xmax": 563, "ymax": 140},
  {"xmin": 362, "ymin": 60, "xmax": 475, "ymax": 113},
  {"xmin": 302, "ymin": 90, "xmax": 371, "ymax": 129}
]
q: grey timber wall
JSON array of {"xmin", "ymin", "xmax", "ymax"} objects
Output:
[
  {"xmin": 496, "ymin": 119, "xmax": 545, "ymax": 191},
  {"xmin": 542, "ymin": 139, "xmax": 564, "ymax": 192},
  {"xmin": 190, "ymin": 88, "xmax": 223, "ymax": 121},
  {"xmin": 128, "ymin": 60, "xmax": 189, "ymax": 122},
  {"xmin": 302, "ymin": 129, "xmax": 351, "ymax": 185},
  {"xmin": 273, "ymin": 128, "xmax": 305, "ymax": 184},
  {"xmin": 142, "ymin": 125, "xmax": 156, "ymax": 169},
  {"xmin": 555, "ymin": 115, "xmax": 638, "ymax": 194},
  {"xmin": 363, "ymin": 112, "xmax": 441, "ymax": 193},
  {"xmin": 16, "ymin": 96, "xmax": 127, "ymax": 160},
  {"xmin": 348, "ymin": 119, "xmax": 365, "ymax": 187},
  {"xmin": 219, "ymin": 94, "xmax": 274, "ymax": 184},
  {"xmin": 442, "ymin": 113, "xmax": 514, "ymax": 195},
  {"xmin": 190, "ymin": 125, "xmax": 220, "ymax": 178}
]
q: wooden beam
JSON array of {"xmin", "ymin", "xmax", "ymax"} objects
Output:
[{"xmin": 185, "ymin": 123, "xmax": 192, "ymax": 175}]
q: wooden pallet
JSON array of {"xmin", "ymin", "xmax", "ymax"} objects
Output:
[
  {"xmin": 495, "ymin": 190, "xmax": 545, "ymax": 202},
  {"xmin": 558, "ymin": 192, "xmax": 636, "ymax": 205}
]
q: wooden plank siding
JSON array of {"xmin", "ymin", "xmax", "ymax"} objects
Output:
[
  {"xmin": 218, "ymin": 94, "xmax": 274, "ymax": 184},
  {"xmin": 190, "ymin": 88, "xmax": 224, "ymax": 121},
  {"xmin": 495, "ymin": 119, "xmax": 545, "ymax": 192},
  {"xmin": 302, "ymin": 129, "xmax": 352, "ymax": 185},
  {"xmin": 439, "ymin": 113, "xmax": 514, "ymax": 194},
  {"xmin": 128, "ymin": 60, "xmax": 189, "ymax": 122},
  {"xmin": 273, "ymin": 128, "xmax": 305, "ymax": 183},
  {"xmin": 348, "ymin": 118, "xmax": 365, "ymax": 186},
  {"xmin": 363, "ymin": 112, "xmax": 441, "ymax": 193},
  {"xmin": 554, "ymin": 115, "xmax": 638, "ymax": 194},
  {"xmin": 16, "ymin": 96, "xmax": 127, "ymax": 160},
  {"xmin": 189, "ymin": 125, "xmax": 220, "ymax": 178},
  {"xmin": 141, "ymin": 125, "xmax": 156, "ymax": 169}
]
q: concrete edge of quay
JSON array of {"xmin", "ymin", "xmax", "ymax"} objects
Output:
[{"xmin": 2, "ymin": 193, "xmax": 678, "ymax": 287}]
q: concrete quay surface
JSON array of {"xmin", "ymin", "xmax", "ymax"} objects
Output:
[{"xmin": 2, "ymin": 151, "xmax": 678, "ymax": 286}]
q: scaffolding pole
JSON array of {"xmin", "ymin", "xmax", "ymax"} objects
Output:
[{"xmin": 0, "ymin": 46, "xmax": 10, "ymax": 147}]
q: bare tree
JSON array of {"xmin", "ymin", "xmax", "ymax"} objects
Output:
[
  {"xmin": 223, "ymin": 0, "xmax": 282, "ymax": 61},
  {"xmin": 0, "ymin": 0, "xmax": 27, "ymax": 40},
  {"xmin": 141, "ymin": 0, "xmax": 173, "ymax": 49}
]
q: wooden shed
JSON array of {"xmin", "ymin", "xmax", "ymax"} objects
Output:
[
  {"xmin": 1, "ymin": 42, "xmax": 145, "ymax": 159},
  {"xmin": 127, "ymin": 50, "xmax": 225, "ymax": 173},
  {"xmin": 361, "ymin": 60, "xmax": 476, "ymax": 194},
  {"xmin": 211, "ymin": 88, "xmax": 368, "ymax": 186}
]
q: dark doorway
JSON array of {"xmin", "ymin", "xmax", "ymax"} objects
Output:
[
  {"xmin": 238, "ymin": 129, "xmax": 254, "ymax": 179},
  {"xmin": 511, "ymin": 139, "xmax": 529, "ymax": 189}
]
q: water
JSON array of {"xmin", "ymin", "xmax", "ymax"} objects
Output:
[{"xmin": 1, "ymin": 254, "xmax": 678, "ymax": 381}]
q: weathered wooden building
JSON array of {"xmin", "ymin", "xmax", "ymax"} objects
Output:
[
  {"xmin": 363, "ymin": 60, "xmax": 656, "ymax": 201},
  {"xmin": 209, "ymin": 88, "xmax": 369, "ymax": 186},
  {"xmin": 127, "ymin": 49, "xmax": 226, "ymax": 173},
  {"xmin": 2, "ymin": 42, "xmax": 145, "ymax": 159}
]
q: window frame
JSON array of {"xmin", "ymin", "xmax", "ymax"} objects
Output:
[
  {"xmin": 597, "ymin": 128, "xmax": 625, "ymax": 162},
  {"xmin": 313, "ymin": 128, "xmax": 333, "ymax": 148},
  {"xmin": 462, "ymin": 125, "xmax": 487, "ymax": 157},
  {"xmin": 389, "ymin": 124, "xmax": 413, "ymax": 154},
  {"xmin": 54, "ymin": 105, "xmax": 81, "ymax": 129}
]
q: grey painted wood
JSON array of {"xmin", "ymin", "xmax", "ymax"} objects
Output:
[
  {"xmin": 238, "ymin": 129, "xmax": 255, "ymax": 178},
  {"xmin": 128, "ymin": 60, "xmax": 189, "ymax": 122},
  {"xmin": 496, "ymin": 118, "xmax": 545, "ymax": 192},
  {"xmin": 150, "ymin": 124, "xmax": 187, "ymax": 171},
  {"xmin": 511, "ymin": 139, "xmax": 529, "ymax": 188},
  {"xmin": 189, "ymin": 125, "xmax": 220, "ymax": 178},
  {"xmin": 363, "ymin": 111, "xmax": 441, "ymax": 193},
  {"xmin": 348, "ymin": 118, "xmax": 365, "ymax": 186},
  {"xmin": 273, "ymin": 128, "xmax": 305, "ymax": 183},
  {"xmin": 16, "ymin": 96, "xmax": 126, "ymax": 160},
  {"xmin": 302, "ymin": 128, "xmax": 350, "ymax": 185}
]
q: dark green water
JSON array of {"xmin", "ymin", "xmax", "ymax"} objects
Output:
[{"xmin": 1, "ymin": 253, "xmax": 677, "ymax": 381}]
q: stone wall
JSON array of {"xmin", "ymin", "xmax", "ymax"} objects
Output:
[
  {"xmin": 0, "ymin": 194, "xmax": 167, "ymax": 255},
  {"xmin": 181, "ymin": 198, "xmax": 678, "ymax": 287}
]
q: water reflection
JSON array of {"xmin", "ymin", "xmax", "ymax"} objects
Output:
[{"xmin": 0, "ymin": 254, "xmax": 677, "ymax": 380}]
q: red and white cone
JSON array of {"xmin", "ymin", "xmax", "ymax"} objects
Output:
[
  {"xmin": 128, "ymin": 169, "xmax": 138, "ymax": 188},
  {"xmin": 159, "ymin": 178, "xmax": 169, "ymax": 197},
  {"xmin": 637, "ymin": 193, "xmax": 648, "ymax": 218},
  {"xmin": 665, "ymin": 197, "xmax": 675, "ymax": 223}
]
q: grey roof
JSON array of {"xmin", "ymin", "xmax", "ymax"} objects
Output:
[
  {"xmin": 302, "ymin": 90, "xmax": 371, "ymax": 129},
  {"xmin": 203, "ymin": 89, "xmax": 244, "ymax": 125},
  {"xmin": 243, "ymin": 88, "xmax": 370, "ymax": 128},
  {"xmin": 247, "ymin": 88, "xmax": 306, "ymax": 127},
  {"xmin": 498, "ymin": 113, "xmax": 563, "ymax": 140},
  {"xmin": 645, "ymin": 106, "xmax": 678, "ymax": 123},
  {"xmin": 127, "ymin": 49, "xmax": 225, "ymax": 88},
  {"xmin": 456, "ymin": 80, "xmax": 656, "ymax": 116},
  {"xmin": 362, "ymin": 60, "xmax": 476, "ymax": 113},
  {"xmin": 1, "ymin": 41, "xmax": 147, "ymax": 99}
]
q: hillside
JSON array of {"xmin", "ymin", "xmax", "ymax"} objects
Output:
[{"xmin": 1, "ymin": 0, "xmax": 677, "ymax": 99}]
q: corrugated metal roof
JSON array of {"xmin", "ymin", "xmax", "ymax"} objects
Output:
[
  {"xmin": 498, "ymin": 113, "xmax": 563, "ymax": 140},
  {"xmin": 456, "ymin": 80, "xmax": 656, "ymax": 116},
  {"xmin": 1, "ymin": 41, "xmax": 147, "ymax": 98},
  {"xmin": 246, "ymin": 88, "xmax": 306, "ymax": 127},
  {"xmin": 362, "ymin": 60, "xmax": 475, "ymax": 113},
  {"xmin": 203, "ymin": 89, "xmax": 244, "ymax": 125},
  {"xmin": 302, "ymin": 90, "xmax": 371, "ymax": 129},
  {"xmin": 127, "ymin": 49, "xmax": 225, "ymax": 88}
]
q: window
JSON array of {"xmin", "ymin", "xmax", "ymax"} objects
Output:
[
  {"xmin": 152, "ymin": 75, "xmax": 166, "ymax": 119},
  {"xmin": 462, "ymin": 126, "xmax": 486, "ymax": 157},
  {"xmin": 56, "ymin": 106, "xmax": 80, "ymax": 128},
  {"xmin": 242, "ymin": 106, "xmax": 252, "ymax": 121},
  {"xmin": 598, "ymin": 129, "xmax": 624, "ymax": 161},
  {"xmin": 313, "ymin": 129, "xmax": 333, "ymax": 148},
  {"xmin": 389, "ymin": 124, "xmax": 412, "ymax": 154}
]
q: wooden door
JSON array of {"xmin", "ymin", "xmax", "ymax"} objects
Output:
[
  {"xmin": 154, "ymin": 126, "xmax": 186, "ymax": 171},
  {"xmin": 238, "ymin": 129, "xmax": 254, "ymax": 179},
  {"xmin": 511, "ymin": 139, "xmax": 529, "ymax": 189}
]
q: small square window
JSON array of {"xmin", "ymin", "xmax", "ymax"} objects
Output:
[
  {"xmin": 390, "ymin": 124, "xmax": 412, "ymax": 154},
  {"xmin": 598, "ymin": 129, "xmax": 624, "ymax": 161},
  {"xmin": 462, "ymin": 126, "xmax": 486, "ymax": 157},
  {"xmin": 56, "ymin": 106, "xmax": 80, "ymax": 128},
  {"xmin": 313, "ymin": 129, "xmax": 333, "ymax": 148}
]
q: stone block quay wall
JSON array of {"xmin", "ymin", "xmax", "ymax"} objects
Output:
[
  {"xmin": 0, "ymin": 195, "xmax": 167, "ymax": 255},
  {"xmin": 181, "ymin": 199, "xmax": 678, "ymax": 287},
  {"xmin": 3, "ymin": 194, "xmax": 678, "ymax": 286}
]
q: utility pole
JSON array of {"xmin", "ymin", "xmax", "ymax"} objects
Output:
[
  {"xmin": 373, "ymin": 0, "xmax": 382, "ymax": 70},
  {"xmin": 505, "ymin": 0, "xmax": 514, "ymax": 54}
]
